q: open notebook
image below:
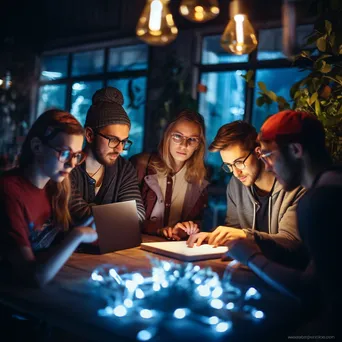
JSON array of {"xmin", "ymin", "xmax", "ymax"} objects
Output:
[{"xmin": 140, "ymin": 241, "xmax": 228, "ymax": 262}]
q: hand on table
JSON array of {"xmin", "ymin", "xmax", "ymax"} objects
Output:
[
  {"xmin": 161, "ymin": 221, "xmax": 199, "ymax": 241},
  {"xmin": 207, "ymin": 226, "xmax": 247, "ymax": 247},
  {"xmin": 226, "ymin": 239, "xmax": 263, "ymax": 266},
  {"xmin": 73, "ymin": 216, "xmax": 98, "ymax": 243},
  {"xmin": 186, "ymin": 232, "xmax": 212, "ymax": 247}
]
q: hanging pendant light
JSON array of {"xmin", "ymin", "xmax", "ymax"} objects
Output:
[
  {"xmin": 179, "ymin": 0, "xmax": 220, "ymax": 23},
  {"xmin": 136, "ymin": 0, "xmax": 178, "ymax": 46},
  {"xmin": 221, "ymin": 0, "xmax": 258, "ymax": 55}
]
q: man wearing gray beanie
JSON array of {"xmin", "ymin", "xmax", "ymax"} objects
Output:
[{"xmin": 69, "ymin": 86, "xmax": 145, "ymax": 233}]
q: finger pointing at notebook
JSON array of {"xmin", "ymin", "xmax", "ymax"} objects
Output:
[
  {"xmin": 186, "ymin": 232, "xmax": 211, "ymax": 247},
  {"xmin": 174, "ymin": 221, "xmax": 199, "ymax": 235}
]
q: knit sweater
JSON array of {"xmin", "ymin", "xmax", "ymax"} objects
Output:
[{"xmin": 69, "ymin": 155, "xmax": 145, "ymax": 225}]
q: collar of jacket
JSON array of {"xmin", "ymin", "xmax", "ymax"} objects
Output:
[{"xmin": 144, "ymin": 174, "xmax": 209, "ymax": 220}]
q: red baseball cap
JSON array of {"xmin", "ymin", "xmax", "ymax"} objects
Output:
[{"xmin": 259, "ymin": 110, "xmax": 319, "ymax": 141}]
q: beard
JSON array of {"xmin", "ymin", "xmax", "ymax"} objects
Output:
[
  {"xmin": 90, "ymin": 141, "xmax": 120, "ymax": 167},
  {"xmin": 280, "ymin": 155, "xmax": 303, "ymax": 191}
]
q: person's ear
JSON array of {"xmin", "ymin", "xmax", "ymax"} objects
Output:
[
  {"xmin": 85, "ymin": 127, "xmax": 95, "ymax": 144},
  {"xmin": 30, "ymin": 137, "xmax": 43, "ymax": 156},
  {"xmin": 288, "ymin": 143, "xmax": 303, "ymax": 159}
]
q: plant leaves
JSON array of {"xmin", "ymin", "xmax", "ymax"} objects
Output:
[
  {"xmin": 310, "ymin": 92, "xmax": 318, "ymax": 105},
  {"xmin": 315, "ymin": 99, "xmax": 321, "ymax": 115},
  {"xmin": 339, "ymin": 45, "xmax": 342, "ymax": 55},
  {"xmin": 267, "ymin": 91, "xmax": 278, "ymax": 102},
  {"xmin": 317, "ymin": 36, "xmax": 327, "ymax": 52},
  {"xmin": 325, "ymin": 20, "xmax": 332, "ymax": 35},
  {"xmin": 294, "ymin": 90, "xmax": 302, "ymax": 99},
  {"xmin": 258, "ymin": 82, "xmax": 267, "ymax": 93},
  {"xmin": 246, "ymin": 70, "xmax": 254, "ymax": 82},
  {"xmin": 329, "ymin": 33, "xmax": 335, "ymax": 48},
  {"xmin": 256, "ymin": 96, "xmax": 265, "ymax": 107},
  {"xmin": 321, "ymin": 63, "xmax": 332, "ymax": 73}
]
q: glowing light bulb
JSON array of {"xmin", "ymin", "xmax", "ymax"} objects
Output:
[
  {"xmin": 149, "ymin": 0, "xmax": 163, "ymax": 31},
  {"xmin": 136, "ymin": 0, "xmax": 178, "ymax": 46},
  {"xmin": 220, "ymin": 0, "xmax": 257, "ymax": 55},
  {"xmin": 179, "ymin": 0, "xmax": 220, "ymax": 23}
]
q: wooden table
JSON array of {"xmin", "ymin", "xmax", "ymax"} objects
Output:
[{"xmin": 0, "ymin": 235, "xmax": 301, "ymax": 342}]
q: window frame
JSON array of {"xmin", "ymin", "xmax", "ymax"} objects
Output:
[
  {"xmin": 193, "ymin": 22, "xmax": 315, "ymax": 125},
  {"xmin": 34, "ymin": 38, "xmax": 150, "ymax": 152}
]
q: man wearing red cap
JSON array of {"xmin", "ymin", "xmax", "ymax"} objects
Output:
[{"xmin": 226, "ymin": 110, "xmax": 341, "ymax": 335}]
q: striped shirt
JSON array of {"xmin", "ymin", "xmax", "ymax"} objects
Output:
[{"xmin": 69, "ymin": 156, "xmax": 145, "ymax": 225}]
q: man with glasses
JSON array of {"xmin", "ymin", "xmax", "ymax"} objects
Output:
[
  {"xmin": 69, "ymin": 86, "xmax": 145, "ymax": 227},
  {"xmin": 225, "ymin": 111, "xmax": 341, "ymax": 335},
  {"xmin": 187, "ymin": 120, "xmax": 306, "ymax": 267}
]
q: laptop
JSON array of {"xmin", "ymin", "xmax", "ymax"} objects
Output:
[
  {"xmin": 90, "ymin": 200, "xmax": 141, "ymax": 254},
  {"xmin": 140, "ymin": 241, "xmax": 228, "ymax": 262}
]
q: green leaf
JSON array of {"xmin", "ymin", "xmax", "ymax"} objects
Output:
[
  {"xmin": 294, "ymin": 90, "xmax": 302, "ymax": 99},
  {"xmin": 305, "ymin": 32, "xmax": 322, "ymax": 46},
  {"xmin": 325, "ymin": 20, "xmax": 332, "ymax": 35},
  {"xmin": 246, "ymin": 70, "xmax": 254, "ymax": 82},
  {"xmin": 315, "ymin": 99, "xmax": 321, "ymax": 115},
  {"xmin": 258, "ymin": 81, "xmax": 267, "ymax": 93},
  {"xmin": 300, "ymin": 50, "xmax": 311, "ymax": 58},
  {"xmin": 310, "ymin": 92, "xmax": 318, "ymax": 105},
  {"xmin": 321, "ymin": 63, "xmax": 332, "ymax": 73},
  {"xmin": 317, "ymin": 36, "xmax": 327, "ymax": 52},
  {"xmin": 277, "ymin": 96, "xmax": 290, "ymax": 110},
  {"xmin": 256, "ymin": 96, "xmax": 265, "ymax": 107},
  {"xmin": 267, "ymin": 91, "xmax": 278, "ymax": 102},
  {"xmin": 329, "ymin": 33, "xmax": 335, "ymax": 48}
]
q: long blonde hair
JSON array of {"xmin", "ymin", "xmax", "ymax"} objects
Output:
[
  {"xmin": 18, "ymin": 109, "xmax": 84, "ymax": 230},
  {"xmin": 151, "ymin": 109, "xmax": 207, "ymax": 184}
]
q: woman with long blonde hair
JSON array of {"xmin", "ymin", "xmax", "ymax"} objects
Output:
[
  {"xmin": 0, "ymin": 109, "xmax": 97, "ymax": 287},
  {"xmin": 131, "ymin": 109, "xmax": 209, "ymax": 240}
]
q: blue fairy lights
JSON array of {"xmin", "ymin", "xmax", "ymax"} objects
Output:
[{"xmin": 92, "ymin": 258, "xmax": 264, "ymax": 340}]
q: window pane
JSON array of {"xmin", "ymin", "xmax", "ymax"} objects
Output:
[
  {"xmin": 202, "ymin": 35, "xmax": 249, "ymax": 64},
  {"xmin": 40, "ymin": 55, "xmax": 68, "ymax": 81},
  {"xmin": 199, "ymin": 70, "xmax": 246, "ymax": 174},
  {"xmin": 71, "ymin": 50, "xmax": 104, "ymax": 76},
  {"xmin": 257, "ymin": 25, "xmax": 314, "ymax": 61},
  {"xmin": 37, "ymin": 85, "xmax": 67, "ymax": 115},
  {"xmin": 108, "ymin": 45, "xmax": 148, "ymax": 72},
  {"xmin": 71, "ymin": 81, "xmax": 103, "ymax": 125},
  {"xmin": 107, "ymin": 77, "xmax": 147, "ymax": 157},
  {"xmin": 252, "ymin": 68, "xmax": 310, "ymax": 131}
]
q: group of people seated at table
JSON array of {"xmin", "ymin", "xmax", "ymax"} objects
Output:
[{"xmin": 0, "ymin": 86, "xmax": 339, "ymax": 336}]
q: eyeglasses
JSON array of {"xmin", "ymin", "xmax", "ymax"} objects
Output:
[
  {"xmin": 95, "ymin": 131, "xmax": 133, "ymax": 151},
  {"xmin": 257, "ymin": 150, "xmax": 275, "ymax": 164},
  {"xmin": 221, "ymin": 151, "xmax": 252, "ymax": 174},
  {"xmin": 171, "ymin": 133, "xmax": 200, "ymax": 147},
  {"xmin": 44, "ymin": 141, "xmax": 86, "ymax": 165}
]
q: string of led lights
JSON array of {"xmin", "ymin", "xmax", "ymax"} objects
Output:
[{"xmin": 90, "ymin": 258, "xmax": 265, "ymax": 341}]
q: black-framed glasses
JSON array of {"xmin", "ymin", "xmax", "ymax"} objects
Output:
[
  {"xmin": 44, "ymin": 141, "xmax": 87, "ymax": 165},
  {"xmin": 221, "ymin": 151, "xmax": 252, "ymax": 174},
  {"xmin": 95, "ymin": 131, "xmax": 133, "ymax": 151},
  {"xmin": 171, "ymin": 133, "xmax": 201, "ymax": 147}
]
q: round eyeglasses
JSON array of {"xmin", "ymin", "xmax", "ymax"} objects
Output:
[
  {"xmin": 171, "ymin": 133, "xmax": 200, "ymax": 147},
  {"xmin": 95, "ymin": 131, "xmax": 133, "ymax": 151},
  {"xmin": 44, "ymin": 141, "xmax": 87, "ymax": 165},
  {"xmin": 221, "ymin": 151, "xmax": 252, "ymax": 174}
]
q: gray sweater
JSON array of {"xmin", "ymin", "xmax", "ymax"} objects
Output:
[{"xmin": 225, "ymin": 176, "xmax": 307, "ymax": 266}]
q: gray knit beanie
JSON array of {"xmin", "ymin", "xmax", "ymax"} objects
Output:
[{"xmin": 85, "ymin": 87, "xmax": 131, "ymax": 130}]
